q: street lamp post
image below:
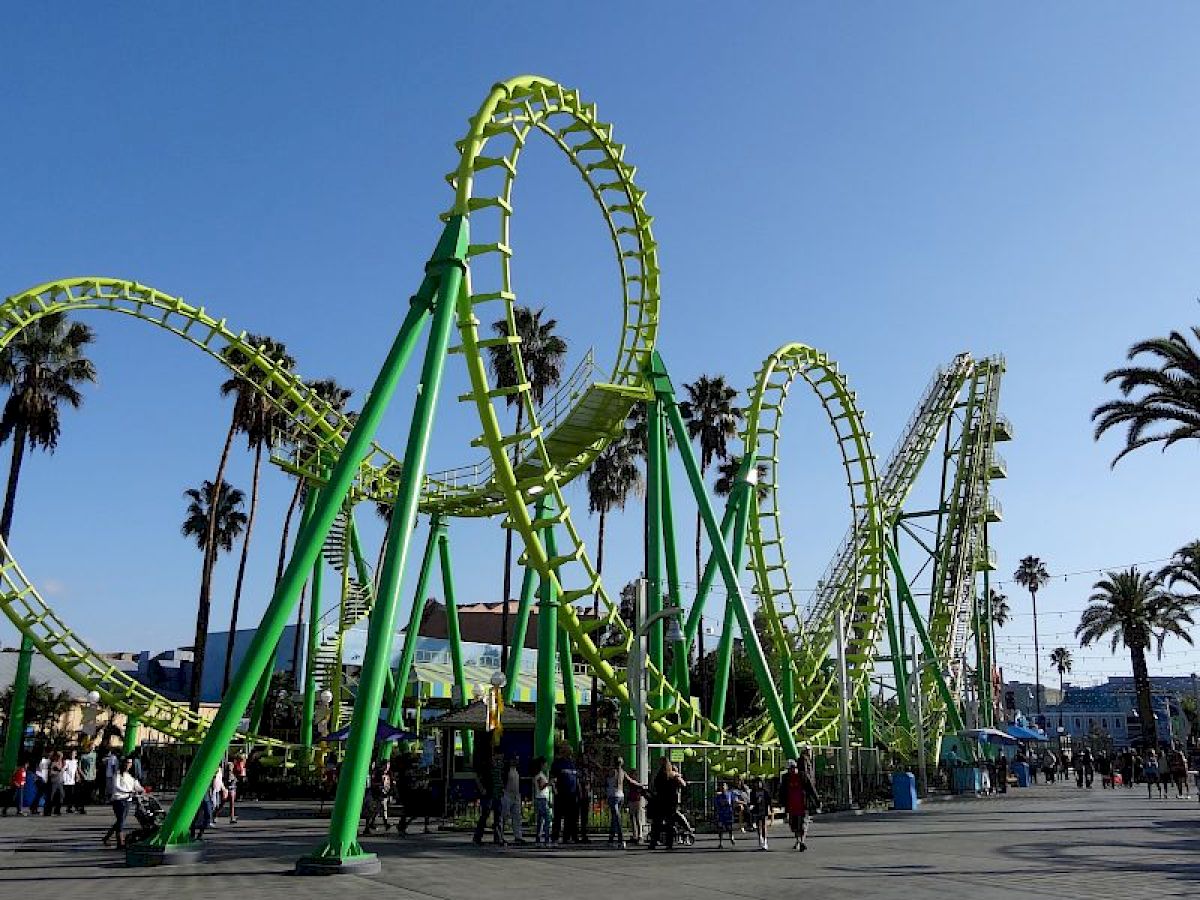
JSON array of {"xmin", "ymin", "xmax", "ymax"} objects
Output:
[{"xmin": 626, "ymin": 578, "xmax": 683, "ymax": 787}]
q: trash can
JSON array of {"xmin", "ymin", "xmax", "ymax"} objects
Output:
[
  {"xmin": 1013, "ymin": 761, "xmax": 1030, "ymax": 787},
  {"xmin": 892, "ymin": 771, "xmax": 919, "ymax": 810}
]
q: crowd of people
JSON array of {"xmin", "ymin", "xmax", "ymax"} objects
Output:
[{"xmin": 458, "ymin": 742, "xmax": 821, "ymax": 852}]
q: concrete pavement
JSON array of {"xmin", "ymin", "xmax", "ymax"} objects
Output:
[{"xmin": 1, "ymin": 781, "xmax": 1197, "ymax": 899}]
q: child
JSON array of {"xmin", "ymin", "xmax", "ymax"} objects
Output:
[
  {"xmin": 713, "ymin": 780, "xmax": 735, "ymax": 848},
  {"xmin": 533, "ymin": 757, "xmax": 552, "ymax": 848},
  {"xmin": 748, "ymin": 776, "xmax": 772, "ymax": 851},
  {"xmin": 2, "ymin": 758, "xmax": 27, "ymax": 816}
]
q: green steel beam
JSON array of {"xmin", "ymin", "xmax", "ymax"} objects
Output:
[
  {"xmin": 438, "ymin": 525, "xmax": 471, "ymax": 759},
  {"xmin": 297, "ymin": 215, "xmax": 466, "ymax": 872},
  {"xmin": 534, "ymin": 503, "xmax": 560, "ymax": 762},
  {"xmin": 644, "ymin": 400, "xmax": 664, "ymax": 710},
  {"xmin": 559, "ymin": 625, "xmax": 581, "ymax": 750},
  {"xmin": 886, "ymin": 542, "xmax": 965, "ymax": 736},
  {"xmin": 709, "ymin": 482, "xmax": 750, "ymax": 731},
  {"xmin": 301, "ymin": 488, "xmax": 324, "ymax": 751},
  {"xmin": 683, "ymin": 497, "xmax": 738, "ymax": 646},
  {"xmin": 1, "ymin": 634, "xmax": 33, "ymax": 775},
  {"xmin": 657, "ymin": 410, "xmax": 689, "ymax": 697},
  {"xmin": 387, "ymin": 517, "xmax": 442, "ymax": 732},
  {"xmin": 651, "ymin": 352, "xmax": 799, "ymax": 760}
]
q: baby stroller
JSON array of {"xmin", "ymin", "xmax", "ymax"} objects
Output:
[
  {"xmin": 672, "ymin": 811, "xmax": 696, "ymax": 847},
  {"xmin": 125, "ymin": 792, "xmax": 165, "ymax": 846}
]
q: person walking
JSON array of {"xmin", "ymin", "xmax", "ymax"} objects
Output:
[
  {"xmin": 625, "ymin": 770, "xmax": 645, "ymax": 845},
  {"xmin": 102, "ymin": 758, "xmax": 142, "ymax": 849},
  {"xmin": 996, "ymin": 752, "xmax": 1009, "ymax": 794},
  {"xmin": 1143, "ymin": 749, "xmax": 1162, "ymax": 799},
  {"xmin": 748, "ymin": 775, "xmax": 773, "ymax": 851},
  {"xmin": 1166, "ymin": 743, "xmax": 1189, "ymax": 798},
  {"xmin": 102, "ymin": 747, "xmax": 119, "ymax": 801},
  {"xmin": 364, "ymin": 759, "xmax": 392, "ymax": 834},
  {"xmin": 501, "ymin": 754, "xmax": 524, "ymax": 844},
  {"xmin": 577, "ymin": 754, "xmax": 593, "ymax": 844},
  {"xmin": 782, "ymin": 756, "xmax": 820, "ymax": 852},
  {"xmin": 532, "ymin": 757, "xmax": 552, "ymax": 848},
  {"xmin": 62, "ymin": 749, "xmax": 79, "ymax": 813},
  {"xmin": 605, "ymin": 756, "xmax": 633, "ymax": 848},
  {"xmin": 549, "ymin": 744, "xmax": 579, "ymax": 845},
  {"xmin": 647, "ymin": 756, "xmax": 686, "ymax": 851},
  {"xmin": 46, "ymin": 751, "xmax": 66, "ymax": 816},
  {"xmin": 78, "ymin": 744, "xmax": 97, "ymax": 812},
  {"xmin": 714, "ymin": 780, "xmax": 736, "ymax": 848},
  {"xmin": 214, "ymin": 758, "xmax": 239, "ymax": 824},
  {"xmin": 2, "ymin": 757, "xmax": 27, "ymax": 816},
  {"xmin": 1041, "ymin": 748, "xmax": 1057, "ymax": 784},
  {"xmin": 472, "ymin": 748, "xmax": 504, "ymax": 845},
  {"xmin": 30, "ymin": 751, "xmax": 50, "ymax": 814}
]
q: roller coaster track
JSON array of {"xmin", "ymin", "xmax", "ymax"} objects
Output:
[{"xmin": 0, "ymin": 76, "xmax": 1005, "ymax": 764}]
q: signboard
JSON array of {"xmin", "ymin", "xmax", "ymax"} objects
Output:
[{"xmin": 669, "ymin": 748, "xmax": 685, "ymax": 762}]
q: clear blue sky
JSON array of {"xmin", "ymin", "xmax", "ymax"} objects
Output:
[{"xmin": 3, "ymin": 3, "xmax": 1200, "ymax": 689}]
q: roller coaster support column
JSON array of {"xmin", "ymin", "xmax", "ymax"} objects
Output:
[
  {"xmin": 438, "ymin": 524, "xmax": 471, "ymax": 758},
  {"xmin": 534, "ymin": 500, "xmax": 561, "ymax": 762},
  {"xmin": 644, "ymin": 400, "xmax": 664, "ymax": 710},
  {"xmin": 301, "ymin": 490, "xmax": 325, "ymax": 753},
  {"xmin": 683, "ymin": 499, "xmax": 737, "ymax": 646},
  {"xmin": 709, "ymin": 457, "xmax": 754, "ymax": 731},
  {"xmin": 979, "ymin": 522, "xmax": 994, "ymax": 727},
  {"xmin": 559, "ymin": 625, "xmax": 581, "ymax": 750},
  {"xmin": 835, "ymin": 608, "xmax": 853, "ymax": 808},
  {"xmin": 128, "ymin": 218, "xmax": 463, "ymax": 869},
  {"xmin": 881, "ymin": 584, "xmax": 911, "ymax": 728},
  {"xmin": 123, "ymin": 716, "xmax": 140, "ymax": 755},
  {"xmin": 251, "ymin": 491, "xmax": 316, "ymax": 735},
  {"xmin": 651, "ymin": 352, "xmax": 799, "ymax": 760},
  {"xmin": 502, "ymin": 564, "xmax": 538, "ymax": 704},
  {"xmin": 656, "ymin": 411, "xmax": 688, "ymax": 697},
  {"xmin": 387, "ymin": 516, "xmax": 442, "ymax": 733},
  {"xmin": 1, "ymin": 633, "xmax": 33, "ymax": 775},
  {"xmin": 886, "ymin": 543, "xmax": 966, "ymax": 736},
  {"xmin": 296, "ymin": 216, "xmax": 466, "ymax": 875}
]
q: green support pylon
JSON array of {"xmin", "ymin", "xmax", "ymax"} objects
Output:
[
  {"xmin": 534, "ymin": 504, "xmax": 560, "ymax": 762},
  {"xmin": 1, "ymin": 633, "xmax": 34, "ymax": 775},
  {"xmin": 859, "ymin": 693, "xmax": 874, "ymax": 749},
  {"xmin": 683, "ymin": 499, "xmax": 738, "ymax": 646},
  {"xmin": 123, "ymin": 716, "xmax": 140, "ymax": 755},
  {"xmin": 295, "ymin": 216, "xmax": 466, "ymax": 875},
  {"xmin": 502, "ymin": 563, "xmax": 538, "ymax": 705},
  {"xmin": 644, "ymin": 399, "xmax": 664, "ymax": 709},
  {"xmin": 438, "ymin": 524, "xmax": 471, "ymax": 758},
  {"xmin": 881, "ymin": 581, "xmax": 912, "ymax": 728},
  {"xmin": 251, "ymin": 490, "xmax": 316, "ymax": 736},
  {"xmin": 885, "ymin": 542, "xmax": 966, "ymax": 737},
  {"xmin": 128, "ymin": 218, "xmax": 461, "ymax": 869},
  {"xmin": 650, "ymin": 352, "xmax": 799, "ymax": 760},
  {"xmin": 559, "ymin": 625, "xmax": 581, "ymax": 750},
  {"xmin": 387, "ymin": 516, "xmax": 441, "ymax": 734},
  {"xmin": 301, "ymin": 495, "xmax": 325, "ymax": 753},
  {"xmin": 657, "ymin": 415, "xmax": 689, "ymax": 697},
  {"xmin": 709, "ymin": 471, "xmax": 752, "ymax": 731}
]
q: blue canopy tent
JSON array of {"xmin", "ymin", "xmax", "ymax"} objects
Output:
[
  {"xmin": 324, "ymin": 719, "xmax": 417, "ymax": 743},
  {"xmin": 963, "ymin": 727, "xmax": 1018, "ymax": 746},
  {"xmin": 1002, "ymin": 724, "xmax": 1049, "ymax": 742}
]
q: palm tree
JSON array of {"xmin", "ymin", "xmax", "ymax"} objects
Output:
[
  {"xmin": 219, "ymin": 336, "xmax": 296, "ymax": 692},
  {"xmin": 182, "ymin": 479, "xmax": 247, "ymax": 711},
  {"xmin": 282, "ymin": 378, "xmax": 353, "ymax": 681},
  {"xmin": 989, "ymin": 589, "xmax": 1011, "ymax": 628},
  {"xmin": 713, "ymin": 455, "xmax": 769, "ymax": 501},
  {"xmin": 1076, "ymin": 567, "xmax": 1196, "ymax": 749},
  {"xmin": 680, "ymin": 376, "xmax": 743, "ymax": 595},
  {"xmin": 1013, "ymin": 556, "xmax": 1050, "ymax": 717},
  {"xmin": 1159, "ymin": 539, "xmax": 1200, "ymax": 601},
  {"xmin": 0, "ymin": 313, "xmax": 97, "ymax": 542},
  {"xmin": 1049, "ymin": 646, "xmax": 1072, "ymax": 697},
  {"xmin": 585, "ymin": 434, "xmax": 642, "ymax": 721},
  {"xmin": 1092, "ymin": 328, "xmax": 1200, "ymax": 464},
  {"xmin": 485, "ymin": 307, "xmax": 567, "ymax": 669}
]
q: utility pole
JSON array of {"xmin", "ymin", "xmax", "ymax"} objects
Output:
[
  {"xmin": 912, "ymin": 636, "xmax": 927, "ymax": 795},
  {"xmin": 835, "ymin": 608, "xmax": 853, "ymax": 809}
]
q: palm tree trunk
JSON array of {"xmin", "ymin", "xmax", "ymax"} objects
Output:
[
  {"xmin": 276, "ymin": 479, "xmax": 304, "ymax": 586},
  {"xmin": 0, "ymin": 423, "xmax": 28, "ymax": 544},
  {"xmin": 1030, "ymin": 588, "xmax": 1042, "ymax": 719},
  {"xmin": 499, "ymin": 405, "xmax": 524, "ymax": 670},
  {"xmin": 223, "ymin": 440, "xmax": 262, "ymax": 693},
  {"xmin": 1130, "ymin": 643, "xmax": 1157, "ymax": 750},
  {"xmin": 694, "ymin": 461, "xmax": 707, "ymax": 713},
  {"xmin": 592, "ymin": 508, "xmax": 605, "ymax": 729},
  {"xmin": 190, "ymin": 418, "xmax": 237, "ymax": 713}
]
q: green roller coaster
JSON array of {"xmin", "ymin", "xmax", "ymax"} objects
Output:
[{"xmin": 0, "ymin": 75, "xmax": 1008, "ymax": 873}]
